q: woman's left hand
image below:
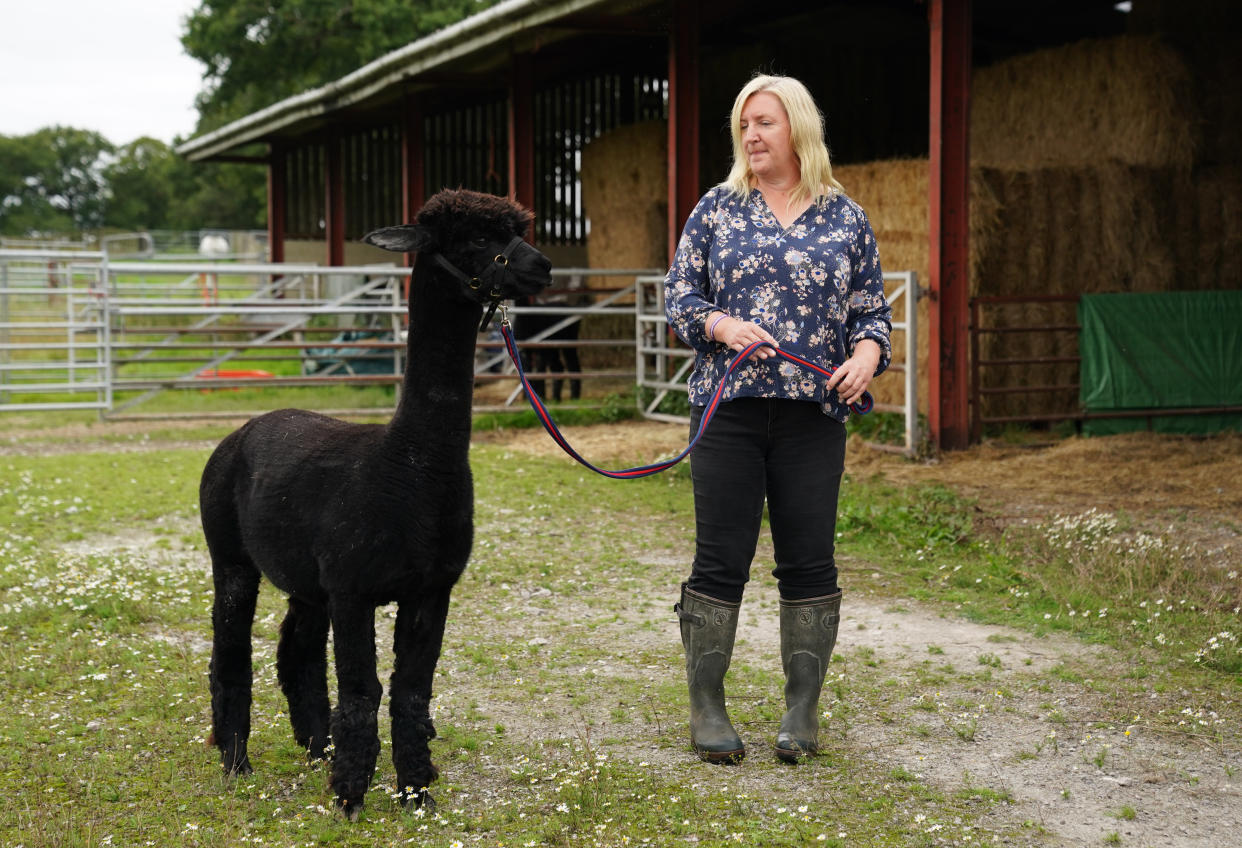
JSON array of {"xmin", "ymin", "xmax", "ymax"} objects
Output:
[{"xmin": 825, "ymin": 339, "xmax": 881, "ymax": 405}]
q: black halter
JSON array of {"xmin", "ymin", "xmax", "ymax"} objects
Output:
[{"xmin": 427, "ymin": 235, "xmax": 526, "ymax": 331}]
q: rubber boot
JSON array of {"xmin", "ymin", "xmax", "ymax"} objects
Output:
[
  {"xmin": 674, "ymin": 584, "xmax": 745, "ymax": 763},
  {"xmin": 775, "ymin": 592, "xmax": 842, "ymax": 763}
]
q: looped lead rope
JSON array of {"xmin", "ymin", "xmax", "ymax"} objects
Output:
[{"xmin": 500, "ymin": 321, "xmax": 872, "ymax": 479}]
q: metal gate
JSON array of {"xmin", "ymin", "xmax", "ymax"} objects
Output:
[
  {"xmin": 635, "ymin": 271, "xmax": 922, "ymax": 454},
  {"xmin": 0, "ymin": 250, "xmax": 659, "ymax": 418},
  {"xmin": 0, "ymin": 250, "xmax": 111, "ymax": 413}
]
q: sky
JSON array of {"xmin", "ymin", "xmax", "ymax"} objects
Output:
[{"xmin": 0, "ymin": 0, "xmax": 205, "ymax": 146}]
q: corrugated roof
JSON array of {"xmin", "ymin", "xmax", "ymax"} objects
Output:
[{"xmin": 175, "ymin": 0, "xmax": 617, "ymax": 161}]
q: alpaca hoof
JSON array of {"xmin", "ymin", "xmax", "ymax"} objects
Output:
[
  {"xmin": 336, "ymin": 797, "xmax": 363, "ymax": 822},
  {"xmin": 222, "ymin": 754, "xmax": 253, "ymax": 776},
  {"xmin": 400, "ymin": 787, "xmax": 436, "ymax": 813},
  {"xmin": 225, "ymin": 761, "xmax": 253, "ymax": 777}
]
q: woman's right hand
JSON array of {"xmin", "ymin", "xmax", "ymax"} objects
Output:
[{"xmin": 706, "ymin": 312, "xmax": 779, "ymax": 360}]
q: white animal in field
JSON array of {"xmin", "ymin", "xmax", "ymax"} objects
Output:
[{"xmin": 199, "ymin": 234, "xmax": 230, "ymax": 256}]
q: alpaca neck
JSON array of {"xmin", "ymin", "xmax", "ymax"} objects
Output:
[{"xmin": 386, "ymin": 265, "xmax": 482, "ymax": 449}]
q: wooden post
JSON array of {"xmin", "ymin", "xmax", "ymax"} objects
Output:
[
  {"xmin": 667, "ymin": 0, "xmax": 700, "ymax": 264},
  {"xmin": 401, "ymin": 98, "xmax": 426, "ymax": 302},
  {"xmin": 401, "ymin": 98, "xmax": 426, "ymax": 224},
  {"xmin": 508, "ymin": 53, "xmax": 536, "ymax": 241},
  {"xmin": 325, "ymin": 134, "xmax": 346, "ymax": 267},
  {"xmin": 928, "ymin": 0, "xmax": 972, "ymax": 450},
  {"xmin": 267, "ymin": 143, "xmax": 286, "ymax": 264}
]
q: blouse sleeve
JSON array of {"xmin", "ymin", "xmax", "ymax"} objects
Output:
[
  {"xmin": 664, "ymin": 190, "xmax": 722, "ymax": 354},
  {"xmin": 846, "ymin": 208, "xmax": 893, "ymax": 377}
]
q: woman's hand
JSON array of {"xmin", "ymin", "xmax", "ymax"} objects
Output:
[
  {"xmin": 706, "ymin": 312, "xmax": 779, "ymax": 361},
  {"xmin": 825, "ymin": 339, "xmax": 881, "ymax": 405}
]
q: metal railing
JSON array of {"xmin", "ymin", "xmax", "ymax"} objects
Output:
[
  {"xmin": 968, "ymin": 293, "xmax": 1242, "ymax": 437},
  {"xmin": 3, "ymin": 247, "xmax": 921, "ymax": 441},
  {"xmin": 969, "ymin": 294, "xmax": 1081, "ymax": 439},
  {"xmin": 0, "ymin": 249, "xmax": 111, "ymax": 412},
  {"xmin": 0, "ymin": 250, "xmax": 658, "ymax": 417},
  {"xmin": 635, "ymin": 271, "xmax": 922, "ymax": 454}
]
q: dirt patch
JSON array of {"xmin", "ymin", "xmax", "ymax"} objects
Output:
[
  {"xmin": 469, "ymin": 422, "xmax": 1242, "ymax": 846},
  {"xmin": 481, "ymin": 423, "xmax": 1242, "ymax": 561}
]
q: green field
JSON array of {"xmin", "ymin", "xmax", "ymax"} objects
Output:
[{"xmin": 0, "ymin": 418, "xmax": 1238, "ymax": 847}]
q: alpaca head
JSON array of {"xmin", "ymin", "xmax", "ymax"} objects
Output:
[{"xmin": 362, "ymin": 189, "xmax": 552, "ymax": 305}]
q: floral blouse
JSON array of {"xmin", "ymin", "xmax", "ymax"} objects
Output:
[{"xmin": 664, "ymin": 185, "xmax": 892, "ymax": 421}]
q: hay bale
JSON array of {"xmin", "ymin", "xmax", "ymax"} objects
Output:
[
  {"xmin": 972, "ymin": 35, "xmax": 1198, "ymax": 171},
  {"xmin": 582, "ymin": 120, "xmax": 667, "ymax": 277},
  {"xmin": 966, "ymin": 163, "xmax": 1226, "ymax": 420},
  {"xmin": 1188, "ymin": 164, "xmax": 1242, "ymax": 289},
  {"xmin": 1188, "ymin": 36, "xmax": 1242, "ymax": 167},
  {"xmin": 580, "ymin": 121, "xmax": 667, "ymax": 368},
  {"xmin": 975, "ymin": 164, "xmax": 1185, "ymax": 298},
  {"xmin": 835, "ymin": 158, "xmax": 1000, "ymax": 413}
]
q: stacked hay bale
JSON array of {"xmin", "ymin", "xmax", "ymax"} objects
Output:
[
  {"xmin": 834, "ymin": 159, "xmax": 999, "ymax": 414},
  {"xmin": 970, "ymin": 36, "xmax": 1197, "ymax": 172},
  {"xmin": 840, "ymin": 34, "xmax": 1226, "ymax": 423},
  {"xmin": 579, "ymin": 121, "xmax": 667, "ymax": 369},
  {"xmin": 969, "ymin": 34, "xmax": 1202, "ymax": 420}
]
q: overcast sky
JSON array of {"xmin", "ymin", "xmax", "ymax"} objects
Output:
[{"xmin": 0, "ymin": 0, "xmax": 204, "ymax": 146}]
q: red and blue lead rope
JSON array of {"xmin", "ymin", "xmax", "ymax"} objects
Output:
[{"xmin": 499, "ymin": 320, "xmax": 872, "ymax": 480}]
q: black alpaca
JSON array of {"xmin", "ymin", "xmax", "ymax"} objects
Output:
[
  {"xmin": 513, "ymin": 295, "xmax": 582, "ymax": 402},
  {"xmin": 199, "ymin": 189, "xmax": 551, "ymax": 819}
]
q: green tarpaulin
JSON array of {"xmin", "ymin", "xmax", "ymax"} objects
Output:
[{"xmin": 1077, "ymin": 291, "xmax": 1242, "ymax": 435}]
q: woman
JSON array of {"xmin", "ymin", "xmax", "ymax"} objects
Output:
[{"xmin": 665, "ymin": 74, "xmax": 891, "ymax": 764}]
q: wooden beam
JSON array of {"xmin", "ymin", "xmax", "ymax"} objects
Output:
[
  {"xmin": 928, "ymin": 0, "xmax": 972, "ymax": 450},
  {"xmin": 325, "ymin": 134, "xmax": 346, "ymax": 267},
  {"xmin": 508, "ymin": 52, "xmax": 536, "ymax": 240},
  {"xmin": 206, "ymin": 154, "xmax": 269, "ymax": 165},
  {"xmin": 667, "ymin": 0, "xmax": 701, "ymax": 264},
  {"xmin": 542, "ymin": 14, "xmax": 665, "ymax": 36},
  {"xmin": 267, "ymin": 144, "xmax": 286, "ymax": 264}
]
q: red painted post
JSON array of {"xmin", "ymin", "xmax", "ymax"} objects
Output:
[
  {"xmin": 667, "ymin": 0, "xmax": 700, "ymax": 265},
  {"xmin": 325, "ymin": 135, "xmax": 346, "ymax": 267},
  {"xmin": 401, "ymin": 98, "xmax": 426, "ymax": 302},
  {"xmin": 928, "ymin": 0, "xmax": 972, "ymax": 450},
  {"xmin": 401, "ymin": 98, "xmax": 426, "ymax": 224},
  {"xmin": 267, "ymin": 144, "xmax": 286, "ymax": 264},
  {"xmin": 508, "ymin": 53, "xmax": 536, "ymax": 241}
]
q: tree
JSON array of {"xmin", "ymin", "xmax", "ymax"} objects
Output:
[
  {"xmin": 104, "ymin": 138, "xmax": 178, "ymax": 231},
  {"xmin": 1, "ymin": 128, "xmax": 265, "ymax": 237},
  {"xmin": 168, "ymin": 161, "xmax": 267, "ymax": 231},
  {"xmin": 0, "ymin": 127, "xmax": 112, "ymax": 235},
  {"xmin": 182, "ymin": 0, "xmax": 502, "ymax": 130}
]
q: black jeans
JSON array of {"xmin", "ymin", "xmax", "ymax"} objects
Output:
[{"xmin": 687, "ymin": 397, "xmax": 847, "ymax": 604}]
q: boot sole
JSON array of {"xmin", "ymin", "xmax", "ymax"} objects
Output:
[
  {"xmin": 695, "ymin": 747, "xmax": 746, "ymax": 765},
  {"xmin": 774, "ymin": 744, "xmax": 816, "ymax": 764}
]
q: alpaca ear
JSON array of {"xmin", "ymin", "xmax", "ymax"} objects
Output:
[{"xmin": 362, "ymin": 225, "xmax": 433, "ymax": 253}]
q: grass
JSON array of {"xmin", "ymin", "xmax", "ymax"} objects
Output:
[
  {"xmin": 0, "ymin": 442, "xmax": 1000, "ymax": 846},
  {"xmin": 0, "ymin": 417, "xmax": 1238, "ymax": 846},
  {"xmin": 834, "ymin": 477, "xmax": 1242, "ymax": 678}
]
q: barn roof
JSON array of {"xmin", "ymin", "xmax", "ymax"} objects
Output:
[{"xmin": 177, "ymin": 0, "xmax": 638, "ymax": 161}]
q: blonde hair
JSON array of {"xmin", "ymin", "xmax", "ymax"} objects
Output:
[{"xmin": 722, "ymin": 74, "xmax": 844, "ymax": 204}]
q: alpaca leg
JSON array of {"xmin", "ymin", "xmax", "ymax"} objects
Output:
[
  {"xmin": 562, "ymin": 336, "xmax": 582, "ymax": 400},
  {"xmin": 277, "ymin": 597, "xmax": 331, "ymax": 760},
  {"xmin": 328, "ymin": 594, "xmax": 382, "ymax": 820},
  {"xmin": 390, "ymin": 586, "xmax": 452, "ymax": 810},
  {"xmin": 543, "ymin": 349, "xmax": 565, "ymax": 402},
  {"xmin": 209, "ymin": 563, "xmax": 260, "ymax": 776},
  {"xmin": 522, "ymin": 348, "xmax": 546, "ymax": 400}
]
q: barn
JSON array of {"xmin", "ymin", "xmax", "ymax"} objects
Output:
[{"xmin": 176, "ymin": 0, "xmax": 1242, "ymax": 449}]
